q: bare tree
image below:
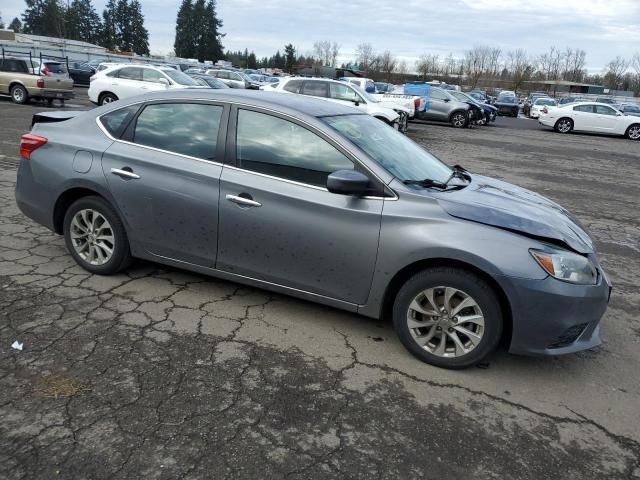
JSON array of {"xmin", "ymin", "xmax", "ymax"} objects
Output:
[
  {"xmin": 416, "ymin": 53, "xmax": 440, "ymax": 79},
  {"xmin": 379, "ymin": 50, "xmax": 397, "ymax": 83},
  {"xmin": 330, "ymin": 42, "xmax": 340, "ymax": 68},
  {"xmin": 604, "ymin": 56, "xmax": 629, "ymax": 90},
  {"xmin": 506, "ymin": 49, "xmax": 535, "ymax": 92},
  {"xmin": 464, "ymin": 45, "xmax": 491, "ymax": 88},
  {"xmin": 538, "ymin": 46, "xmax": 563, "ymax": 80},
  {"xmin": 313, "ymin": 40, "xmax": 334, "ymax": 66},
  {"xmin": 487, "ymin": 47, "xmax": 502, "ymax": 77},
  {"xmin": 355, "ymin": 43, "xmax": 374, "ymax": 73},
  {"xmin": 395, "ymin": 60, "xmax": 408, "ymax": 75}
]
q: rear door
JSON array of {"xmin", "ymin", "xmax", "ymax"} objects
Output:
[
  {"xmin": 571, "ymin": 105, "xmax": 596, "ymax": 130},
  {"xmin": 100, "ymin": 101, "xmax": 229, "ymax": 266},
  {"xmin": 217, "ymin": 107, "xmax": 384, "ymax": 304}
]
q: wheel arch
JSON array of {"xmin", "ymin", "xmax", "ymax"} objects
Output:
[
  {"xmin": 98, "ymin": 91, "xmax": 117, "ymax": 103},
  {"xmin": 379, "ymin": 257, "xmax": 513, "ymax": 349},
  {"xmin": 53, "ymin": 185, "xmax": 121, "ymax": 234}
]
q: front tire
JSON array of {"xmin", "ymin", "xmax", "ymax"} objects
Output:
[
  {"xmin": 392, "ymin": 267, "xmax": 503, "ymax": 369},
  {"xmin": 63, "ymin": 196, "xmax": 132, "ymax": 275},
  {"xmin": 554, "ymin": 118, "xmax": 573, "ymax": 133},
  {"xmin": 625, "ymin": 124, "xmax": 640, "ymax": 140},
  {"xmin": 450, "ymin": 111, "xmax": 468, "ymax": 128},
  {"xmin": 10, "ymin": 85, "xmax": 29, "ymax": 104}
]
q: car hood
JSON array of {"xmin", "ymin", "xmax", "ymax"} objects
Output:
[{"xmin": 431, "ymin": 175, "xmax": 594, "ymax": 253}]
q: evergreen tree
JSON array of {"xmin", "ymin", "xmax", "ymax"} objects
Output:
[
  {"xmin": 101, "ymin": 0, "xmax": 118, "ymax": 49},
  {"xmin": 22, "ymin": 0, "xmax": 65, "ymax": 37},
  {"xmin": 247, "ymin": 52, "xmax": 257, "ymax": 69},
  {"xmin": 9, "ymin": 17, "xmax": 22, "ymax": 32},
  {"xmin": 174, "ymin": 0, "xmax": 194, "ymax": 58},
  {"xmin": 0, "ymin": 14, "xmax": 4, "ymax": 29},
  {"xmin": 284, "ymin": 43, "xmax": 296, "ymax": 73},
  {"xmin": 190, "ymin": 0, "xmax": 223, "ymax": 62},
  {"xmin": 65, "ymin": 0, "xmax": 102, "ymax": 44},
  {"xmin": 128, "ymin": 0, "xmax": 149, "ymax": 55}
]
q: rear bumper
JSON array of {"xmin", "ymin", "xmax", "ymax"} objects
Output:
[
  {"xmin": 28, "ymin": 89, "xmax": 75, "ymax": 100},
  {"xmin": 498, "ymin": 272, "xmax": 611, "ymax": 356},
  {"xmin": 15, "ymin": 160, "xmax": 55, "ymax": 231}
]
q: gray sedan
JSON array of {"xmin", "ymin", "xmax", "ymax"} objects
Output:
[{"xmin": 15, "ymin": 90, "xmax": 611, "ymax": 369}]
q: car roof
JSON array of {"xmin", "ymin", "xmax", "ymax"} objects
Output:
[{"xmin": 117, "ymin": 89, "xmax": 366, "ymax": 118}]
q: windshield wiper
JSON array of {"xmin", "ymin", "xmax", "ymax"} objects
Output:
[
  {"xmin": 403, "ymin": 178, "xmax": 449, "ymax": 189},
  {"xmin": 403, "ymin": 165, "xmax": 471, "ymax": 190}
]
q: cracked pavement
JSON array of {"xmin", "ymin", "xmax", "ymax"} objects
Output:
[{"xmin": 1, "ymin": 92, "xmax": 639, "ymax": 479}]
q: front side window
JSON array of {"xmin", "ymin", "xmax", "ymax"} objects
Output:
[
  {"xmin": 324, "ymin": 114, "xmax": 452, "ymax": 184},
  {"xmin": 142, "ymin": 69, "xmax": 164, "ymax": 83},
  {"xmin": 133, "ymin": 103, "xmax": 223, "ymax": 160},
  {"xmin": 329, "ymin": 83, "xmax": 360, "ymax": 103},
  {"xmin": 118, "ymin": 67, "xmax": 143, "ymax": 81},
  {"xmin": 594, "ymin": 105, "xmax": 616, "ymax": 116},
  {"xmin": 236, "ymin": 109, "xmax": 354, "ymax": 187},
  {"xmin": 100, "ymin": 105, "xmax": 140, "ymax": 138}
]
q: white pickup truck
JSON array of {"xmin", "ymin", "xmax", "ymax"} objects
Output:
[{"xmin": 340, "ymin": 77, "xmax": 425, "ymax": 119}]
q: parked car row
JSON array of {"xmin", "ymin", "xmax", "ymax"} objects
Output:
[{"xmin": 0, "ymin": 55, "xmax": 74, "ymax": 105}]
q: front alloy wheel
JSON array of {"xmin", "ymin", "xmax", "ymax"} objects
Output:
[
  {"xmin": 451, "ymin": 112, "xmax": 467, "ymax": 128},
  {"xmin": 407, "ymin": 287, "xmax": 485, "ymax": 358},
  {"xmin": 392, "ymin": 267, "xmax": 503, "ymax": 369}
]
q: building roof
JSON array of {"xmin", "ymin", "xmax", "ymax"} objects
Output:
[
  {"xmin": 525, "ymin": 79, "xmax": 602, "ymax": 88},
  {"xmin": 14, "ymin": 33, "xmax": 104, "ymax": 50}
]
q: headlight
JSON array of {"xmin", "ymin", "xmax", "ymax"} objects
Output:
[{"xmin": 530, "ymin": 249, "xmax": 597, "ymax": 285}]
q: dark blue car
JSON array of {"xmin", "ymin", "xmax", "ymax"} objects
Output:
[
  {"xmin": 495, "ymin": 94, "xmax": 519, "ymax": 117},
  {"xmin": 452, "ymin": 91, "xmax": 498, "ymax": 124}
]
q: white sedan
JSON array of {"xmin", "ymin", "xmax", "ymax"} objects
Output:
[
  {"xmin": 529, "ymin": 97, "xmax": 557, "ymax": 119},
  {"xmin": 539, "ymin": 102, "xmax": 640, "ymax": 140}
]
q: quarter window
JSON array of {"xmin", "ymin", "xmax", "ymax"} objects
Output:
[
  {"xmin": 133, "ymin": 103, "xmax": 223, "ymax": 160},
  {"xmin": 100, "ymin": 105, "xmax": 140, "ymax": 138},
  {"xmin": 236, "ymin": 109, "xmax": 354, "ymax": 187}
]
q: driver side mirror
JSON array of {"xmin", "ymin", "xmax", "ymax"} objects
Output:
[
  {"xmin": 159, "ymin": 78, "xmax": 170, "ymax": 88},
  {"xmin": 444, "ymin": 98, "xmax": 450, "ymax": 103},
  {"xmin": 327, "ymin": 170, "xmax": 370, "ymax": 196}
]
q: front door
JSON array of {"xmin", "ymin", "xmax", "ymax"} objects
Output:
[
  {"xmin": 100, "ymin": 101, "xmax": 228, "ymax": 267},
  {"xmin": 217, "ymin": 108, "xmax": 383, "ymax": 304},
  {"xmin": 593, "ymin": 104, "xmax": 618, "ymax": 132}
]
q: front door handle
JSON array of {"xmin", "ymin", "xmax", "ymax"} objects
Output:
[
  {"xmin": 111, "ymin": 167, "xmax": 140, "ymax": 179},
  {"xmin": 226, "ymin": 194, "xmax": 261, "ymax": 208}
]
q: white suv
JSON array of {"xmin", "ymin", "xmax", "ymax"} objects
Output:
[
  {"xmin": 88, "ymin": 64, "xmax": 204, "ymax": 105},
  {"xmin": 272, "ymin": 77, "xmax": 407, "ymax": 131}
]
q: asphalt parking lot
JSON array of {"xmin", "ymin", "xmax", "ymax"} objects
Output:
[{"xmin": 1, "ymin": 89, "xmax": 639, "ymax": 479}]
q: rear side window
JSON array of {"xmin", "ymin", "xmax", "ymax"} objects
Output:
[
  {"xmin": 301, "ymin": 81, "xmax": 328, "ymax": 97},
  {"xmin": 100, "ymin": 105, "xmax": 140, "ymax": 138},
  {"xmin": 118, "ymin": 67, "xmax": 142, "ymax": 81},
  {"xmin": 573, "ymin": 105, "xmax": 594, "ymax": 113},
  {"xmin": 236, "ymin": 109, "xmax": 353, "ymax": 187},
  {"xmin": 283, "ymin": 80, "xmax": 302, "ymax": 93},
  {"xmin": 133, "ymin": 103, "xmax": 223, "ymax": 160}
]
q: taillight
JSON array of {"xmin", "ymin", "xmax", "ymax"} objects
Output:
[
  {"xmin": 414, "ymin": 98, "xmax": 420, "ymax": 110},
  {"xmin": 542, "ymin": 107, "xmax": 548, "ymax": 114},
  {"xmin": 20, "ymin": 134, "xmax": 47, "ymax": 160},
  {"xmin": 41, "ymin": 66, "xmax": 50, "ymax": 76},
  {"xmin": 36, "ymin": 78, "xmax": 44, "ymax": 88}
]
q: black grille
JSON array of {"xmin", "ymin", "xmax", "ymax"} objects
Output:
[{"xmin": 548, "ymin": 323, "xmax": 588, "ymax": 349}]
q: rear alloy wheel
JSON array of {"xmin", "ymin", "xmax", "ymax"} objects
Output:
[
  {"xmin": 450, "ymin": 112, "xmax": 468, "ymax": 128},
  {"xmin": 63, "ymin": 196, "xmax": 132, "ymax": 275},
  {"xmin": 393, "ymin": 267, "xmax": 503, "ymax": 369},
  {"xmin": 99, "ymin": 93, "xmax": 118, "ymax": 105},
  {"xmin": 555, "ymin": 118, "xmax": 573, "ymax": 134},
  {"xmin": 10, "ymin": 85, "xmax": 28, "ymax": 104},
  {"xmin": 626, "ymin": 124, "xmax": 640, "ymax": 140}
]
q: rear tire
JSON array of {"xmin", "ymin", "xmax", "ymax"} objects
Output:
[
  {"xmin": 63, "ymin": 196, "xmax": 132, "ymax": 275},
  {"xmin": 392, "ymin": 267, "xmax": 503, "ymax": 369},
  {"xmin": 10, "ymin": 85, "xmax": 29, "ymax": 104},
  {"xmin": 554, "ymin": 118, "xmax": 573, "ymax": 133},
  {"xmin": 625, "ymin": 124, "xmax": 640, "ymax": 140},
  {"xmin": 99, "ymin": 92, "xmax": 118, "ymax": 105}
]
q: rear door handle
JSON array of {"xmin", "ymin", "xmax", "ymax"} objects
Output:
[
  {"xmin": 226, "ymin": 194, "xmax": 261, "ymax": 208},
  {"xmin": 111, "ymin": 167, "xmax": 140, "ymax": 179}
]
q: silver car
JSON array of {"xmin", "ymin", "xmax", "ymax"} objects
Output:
[
  {"xmin": 416, "ymin": 87, "xmax": 473, "ymax": 127},
  {"xmin": 205, "ymin": 69, "xmax": 252, "ymax": 89},
  {"xmin": 15, "ymin": 90, "xmax": 611, "ymax": 369}
]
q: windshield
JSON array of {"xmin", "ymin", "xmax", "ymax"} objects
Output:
[
  {"xmin": 161, "ymin": 69, "xmax": 200, "ymax": 86},
  {"xmin": 498, "ymin": 96, "xmax": 517, "ymax": 104},
  {"xmin": 323, "ymin": 114, "xmax": 452, "ymax": 183}
]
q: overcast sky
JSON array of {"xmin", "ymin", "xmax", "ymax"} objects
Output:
[{"xmin": 2, "ymin": 0, "xmax": 639, "ymax": 70}]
